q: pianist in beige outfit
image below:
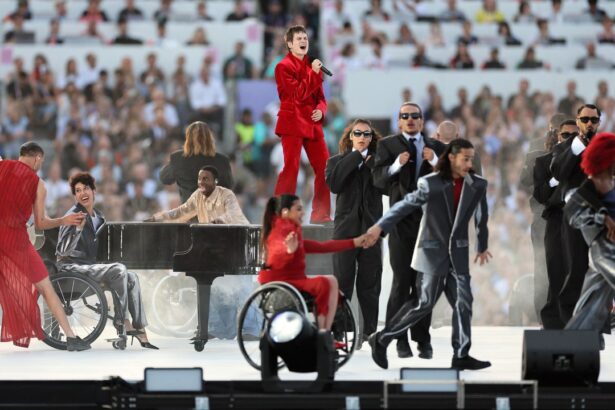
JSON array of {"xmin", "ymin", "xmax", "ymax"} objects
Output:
[
  {"xmin": 151, "ymin": 165, "xmax": 248, "ymax": 224},
  {"xmin": 149, "ymin": 165, "xmax": 257, "ymax": 339}
]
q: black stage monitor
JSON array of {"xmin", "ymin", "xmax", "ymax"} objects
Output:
[{"xmin": 522, "ymin": 329, "xmax": 600, "ymax": 386}]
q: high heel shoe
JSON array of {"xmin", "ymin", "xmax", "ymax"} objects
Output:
[{"xmin": 127, "ymin": 330, "xmax": 159, "ymax": 350}]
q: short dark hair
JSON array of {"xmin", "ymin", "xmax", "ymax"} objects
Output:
[
  {"xmin": 19, "ymin": 142, "xmax": 44, "ymax": 157},
  {"xmin": 199, "ymin": 165, "xmax": 219, "ymax": 179},
  {"xmin": 284, "ymin": 25, "xmax": 307, "ymax": 45},
  {"xmin": 559, "ymin": 119, "xmax": 577, "ymax": 130},
  {"xmin": 577, "ymin": 103, "xmax": 602, "ymax": 117},
  {"xmin": 399, "ymin": 102, "xmax": 423, "ymax": 118},
  {"xmin": 435, "ymin": 138, "xmax": 474, "ymax": 179},
  {"xmin": 69, "ymin": 172, "xmax": 96, "ymax": 195},
  {"xmin": 549, "ymin": 113, "xmax": 568, "ymax": 130}
]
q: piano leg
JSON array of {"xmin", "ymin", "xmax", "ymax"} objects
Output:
[{"xmin": 186, "ymin": 273, "xmax": 222, "ymax": 352}]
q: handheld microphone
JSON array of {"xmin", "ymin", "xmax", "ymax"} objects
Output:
[
  {"xmin": 320, "ymin": 65, "xmax": 333, "ymax": 77},
  {"xmin": 310, "ymin": 56, "xmax": 333, "ymax": 77}
]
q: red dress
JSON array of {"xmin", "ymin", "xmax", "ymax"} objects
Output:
[
  {"xmin": 0, "ymin": 160, "xmax": 47, "ymax": 347},
  {"xmin": 258, "ymin": 216, "xmax": 354, "ymax": 316}
]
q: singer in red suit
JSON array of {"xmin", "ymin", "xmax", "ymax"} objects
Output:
[{"xmin": 274, "ymin": 25, "xmax": 331, "ymax": 224}]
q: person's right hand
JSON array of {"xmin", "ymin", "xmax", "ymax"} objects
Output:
[
  {"xmin": 311, "ymin": 58, "xmax": 322, "ymax": 74},
  {"xmin": 62, "ymin": 212, "xmax": 85, "ymax": 226},
  {"xmin": 398, "ymin": 151, "xmax": 411, "ymax": 166}
]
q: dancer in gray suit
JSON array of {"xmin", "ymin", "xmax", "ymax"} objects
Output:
[
  {"xmin": 364, "ymin": 138, "xmax": 492, "ymax": 370},
  {"xmin": 564, "ymin": 132, "xmax": 615, "ymax": 337}
]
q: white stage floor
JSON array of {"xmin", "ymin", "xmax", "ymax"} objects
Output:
[{"xmin": 1, "ymin": 326, "xmax": 614, "ymax": 383}]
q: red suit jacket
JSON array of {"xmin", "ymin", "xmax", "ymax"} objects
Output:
[{"xmin": 274, "ymin": 52, "xmax": 327, "ymax": 139}]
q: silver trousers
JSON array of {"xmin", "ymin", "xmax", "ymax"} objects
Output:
[
  {"xmin": 379, "ymin": 267, "xmax": 473, "ymax": 358},
  {"xmin": 566, "ymin": 238, "xmax": 615, "ymax": 332},
  {"xmin": 59, "ymin": 262, "xmax": 148, "ymax": 329}
]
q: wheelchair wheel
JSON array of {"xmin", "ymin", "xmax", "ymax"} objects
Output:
[
  {"xmin": 40, "ymin": 272, "xmax": 108, "ymax": 350},
  {"xmin": 150, "ymin": 274, "xmax": 197, "ymax": 338},
  {"xmin": 237, "ymin": 282, "xmax": 309, "ymax": 370},
  {"xmin": 331, "ymin": 296, "xmax": 358, "ymax": 369}
]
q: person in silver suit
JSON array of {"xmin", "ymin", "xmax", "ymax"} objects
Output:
[
  {"xmin": 363, "ymin": 138, "xmax": 492, "ymax": 370},
  {"xmin": 564, "ymin": 132, "xmax": 615, "ymax": 338},
  {"xmin": 56, "ymin": 172, "xmax": 157, "ymax": 349}
]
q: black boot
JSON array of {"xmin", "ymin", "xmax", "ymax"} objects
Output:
[
  {"xmin": 368, "ymin": 333, "xmax": 389, "ymax": 369},
  {"xmin": 396, "ymin": 337, "xmax": 413, "ymax": 358}
]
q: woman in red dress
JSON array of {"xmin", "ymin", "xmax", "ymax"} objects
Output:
[
  {"xmin": 0, "ymin": 142, "xmax": 89, "ymax": 350},
  {"xmin": 259, "ymin": 194, "xmax": 366, "ymax": 330}
]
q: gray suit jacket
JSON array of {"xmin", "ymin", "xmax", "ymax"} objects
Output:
[{"xmin": 377, "ymin": 172, "xmax": 489, "ymax": 276}]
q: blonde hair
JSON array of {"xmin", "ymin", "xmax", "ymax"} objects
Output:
[{"xmin": 183, "ymin": 121, "xmax": 216, "ymax": 157}]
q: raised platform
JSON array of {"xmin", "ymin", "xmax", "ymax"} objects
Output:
[
  {"xmin": 1, "ymin": 326, "xmax": 613, "ymax": 382},
  {"xmin": 0, "ymin": 327, "xmax": 614, "ymax": 408}
]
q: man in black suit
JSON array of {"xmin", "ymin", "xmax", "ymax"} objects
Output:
[
  {"xmin": 533, "ymin": 119, "xmax": 577, "ymax": 328},
  {"xmin": 326, "ymin": 119, "xmax": 384, "ymax": 338},
  {"xmin": 373, "ymin": 102, "xmax": 446, "ymax": 359},
  {"xmin": 520, "ymin": 113, "xmax": 567, "ymax": 322},
  {"xmin": 551, "ymin": 104, "xmax": 600, "ymax": 323}
]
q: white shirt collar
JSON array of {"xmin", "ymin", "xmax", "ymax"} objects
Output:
[
  {"xmin": 402, "ymin": 131, "xmax": 422, "ymax": 143},
  {"xmin": 352, "ymin": 147, "xmax": 369, "ymax": 158}
]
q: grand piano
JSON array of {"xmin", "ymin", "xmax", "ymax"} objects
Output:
[{"xmin": 41, "ymin": 222, "xmax": 334, "ymax": 351}]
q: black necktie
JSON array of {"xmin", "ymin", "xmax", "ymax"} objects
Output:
[{"xmin": 400, "ymin": 137, "xmax": 417, "ymax": 190}]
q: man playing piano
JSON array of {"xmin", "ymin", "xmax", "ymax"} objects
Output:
[
  {"xmin": 150, "ymin": 165, "xmax": 248, "ymax": 224},
  {"xmin": 149, "ymin": 165, "xmax": 256, "ymax": 339},
  {"xmin": 57, "ymin": 172, "xmax": 157, "ymax": 349}
]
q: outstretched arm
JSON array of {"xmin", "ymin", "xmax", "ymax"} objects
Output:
[
  {"xmin": 151, "ymin": 193, "xmax": 197, "ymax": 223},
  {"xmin": 364, "ymin": 177, "xmax": 430, "ymax": 246},
  {"xmin": 33, "ymin": 180, "xmax": 84, "ymax": 230}
]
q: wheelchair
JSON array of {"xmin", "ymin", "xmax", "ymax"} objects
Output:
[
  {"xmin": 38, "ymin": 261, "xmax": 128, "ymax": 351},
  {"xmin": 236, "ymin": 281, "xmax": 358, "ymax": 371}
]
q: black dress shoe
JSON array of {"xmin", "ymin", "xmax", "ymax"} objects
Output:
[
  {"xmin": 396, "ymin": 338, "xmax": 413, "ymax": 358},
  {"xmin": 451, "ymin": 355, "xmax": 491, "ymax": 370},
  {"xmin": 417, "ymin": 342, "xmax": 433, "ymax": 359},
  {"xmin": 368, "ymin": 333, "xmax": 388, "ymax": 369}
]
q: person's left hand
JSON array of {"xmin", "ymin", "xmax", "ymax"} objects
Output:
[
  {"xmin": 589, "ymin": 171, "xmax": 614, "ymax": 195},
  {"xmin": 311, "ymin": 109, "xmax": 323, "ymax": 122},
  {"xmin": 605, "ymin": 216, "xmax": 615, "ymax": 243},
  {"xmin": 211, "ymin": 218, "xmax": 224, "ymax": 224},
  {"xmin": 363, "ymin": 225, "xmax": 382, "ymax": 248},
  {"xmin": 423, "ymin": 147, "xmax": 435, "ymax": 162},
  {"xmin": 474, "ymin": 250, "xmax": 493, "ymax": 266},
  {"xmin": 284, "ymin": 231, "xmax": 299, "ymax": 253}
]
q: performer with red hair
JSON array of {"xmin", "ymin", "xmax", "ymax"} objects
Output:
[
  {"xmin": 564, "ymin": 132, "xmax": 615, "ymax": 337},
  {"xmin": 273, "ymin": 25, "xmax": 331, "ymax": 224}
]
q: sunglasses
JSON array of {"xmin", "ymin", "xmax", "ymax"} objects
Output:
[
  {"xmin": 559, "ymin": 131, "xmax": 578, "ymax": 139},
  {"xmin": 352, "ymin": 130, "xmax": 373, "ymax": 138},
  {"xmin": 399, "ymin": 112, "xmax": 422, "ymax": 120},
  {"xmin": 578, "ymin": 116, "xmax": 600, "ymax": 124}
]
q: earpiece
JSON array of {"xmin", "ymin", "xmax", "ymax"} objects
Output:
[{"xmin": 215, "ymin": 178, "xmax": 218, "ymax": 183}]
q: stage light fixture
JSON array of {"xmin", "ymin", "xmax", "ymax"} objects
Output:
[{"xmin": 260, "ymin": 310, "xmax": 336, "ymax": 392}]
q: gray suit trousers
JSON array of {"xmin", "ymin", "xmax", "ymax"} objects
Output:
[
  {"xmin": 58, "ymin": 262, "xmax": 148, "ymax": 329},
  {"xmin": 379, "ymin": 267, "xmax": 473, "ymax": 358}
]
